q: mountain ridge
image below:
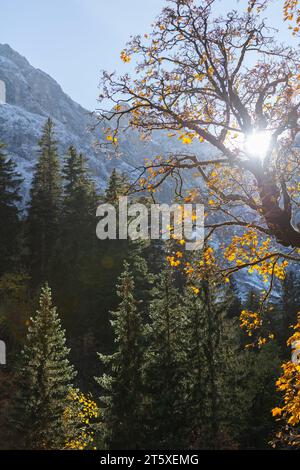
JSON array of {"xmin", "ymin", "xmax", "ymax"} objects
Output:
[
  {"xmin": 0, "ymin": 43, "xmax": 143, "ymax": 197},
  {"xmin": 0, "ymin": 43, "xmax": 283, "ymax": 297},
  {"xmin": 0, "ymin": 43, "xmax": 207, "ymax": 199}
]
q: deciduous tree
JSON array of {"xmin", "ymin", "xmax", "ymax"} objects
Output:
[{"xmin": 97, "ymin": 0, "xmax": 300, "ymax": 301}]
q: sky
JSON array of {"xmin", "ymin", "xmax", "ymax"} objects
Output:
[{"xmin": 0, "ymin": 0, "xmax": 292, "ymax": 111}]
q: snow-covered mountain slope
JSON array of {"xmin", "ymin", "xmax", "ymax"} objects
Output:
[
  {"xmin": 0, "ymin": 43, "xmax": 212, "ymax": 200},
  {"xmin": 0, "ymin": 44, "xmax": 127, "ymax": 195}
]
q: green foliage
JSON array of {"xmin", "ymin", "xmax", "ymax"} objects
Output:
[
  {"xmin": 11, "ymin": 284, "xmax": 76, "ymax": 449},
  {"xmin": 27, "ymin": 118, "xmax": 62, "ymax": 284},
  {"xmin": 104, "ymin": 168, "xmax": 129, "ymax": 204},
  {"xmin": 0, "ymin": 123, "xmax": 292, "ymax": 451},
  {"xmin": 280, "ymin": 272, "xmax": 300, "ymax": 355},
  {"xmin": 0, "ymin": 272, "xmax": 32, "ymax": 358},
  {"xmin": 51, "ymin": 145, "xmax": 99, "ymax": 331},
  {"xmin": 0, "ymin": 141, "xmax": 22, "ymax": 275},
  {"xmin": 62, "ymin": 146, "xmax": 98, "ymax": 235},
  {"xmin": 96, "ymin": 262, "xmax": 146, "ymax": 449},
  {"xmin": 143, "ymin": 268, "xmax": 189, "ymax": 449},
  {"xmin": 241, "ymin": 342, "xmax": 281, "ymax": 449},
  {"xmin": 183, "ymin": 282, "xmax": 252, "ymax": 449}
]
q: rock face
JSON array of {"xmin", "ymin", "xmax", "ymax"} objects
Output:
[
  {"xmin": 0, "ymin": 44, "xmax": 86, "ymax": 131},
  {"xmin": 0, "ymin": 44, "xmax": 119, "ymax": 196},
  {"xmin": 0, "ymin": 43, "xmax": 211, "ymax": 200}
]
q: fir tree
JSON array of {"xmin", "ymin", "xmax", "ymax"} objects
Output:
[
  {"xmin": 96, "ymin": 168, "xmax": 132, "ymax": 310},
  {"xmin": 12, "ymin": 284, "xmax": 76, "ymax": 449},
  {"xmin": 27, "ymin": 118, "xmax": 62, "ymax": 284},
  {"xmin": 61, "ymin": 146, "xmax": 98, "ymax": 252},
  {"xmin": 104, "ymin": 168, "xmax": 128, "ymax": 204},
  {"xmin": 0, "ymin": 141, "xmax": 22, "ymax": 275},
  {"xmin": 143, "ymin": 268, "xmax": 189, "ymax": 449},
  {"xmin": 95, "ymin": 262, "xmax": 145, "ymax": 449},
  {"xmin": 63, "ymin": 146, "xmax": 97, "ymax": 209},
  {"xmin": 63, "ymin": 146, "xmax": 84, "ymax": 195},
  {"xmin": 183, "ymin": 285, "xmax": 207, "ymax": 444},
  {"xmin": 280, "ymin": 271, "xmax": 300, "ymax": 355},
  {"xmin": 50, "ymin": 146, "xmax": 99, "ymax": 370},
  {"xmin": 92, "ymin": 169, "xmax": 150, "ymax": 354},
  {"xmin": 241, "ymin": 341, "xmax": 281, "ymax": 449},
  {"xmin": 53, "ymin": 145, "xmax": 98, "ymax": 287},
  {"xmin": 184, "ymin": 281, "xmax": 252, "ymax": 449}
]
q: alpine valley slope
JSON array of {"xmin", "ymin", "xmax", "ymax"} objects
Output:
[
  {"xmin": 0, "ymin": 43, "xmax": 211, "ymax": 200},
  {"xmin": 0, "ymin": 43, "xmax": 282, "ymax": 297}
]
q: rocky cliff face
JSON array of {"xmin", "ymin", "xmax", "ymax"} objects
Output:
[
  {"xmin": 0, "ymin": 43, "xmax": 210, "ymax": 200},
  {"xmin": 0, "ymin": 44, "xmax": 87, "ymax": 133},
  {"xmin": 0, "ymin": 44, "xmax": 123, "ymax": 196}
]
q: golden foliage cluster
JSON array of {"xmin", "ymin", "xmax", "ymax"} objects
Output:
[{"xmin": 64, "ymin": 389, "xmax": 99, "ymax": 450}]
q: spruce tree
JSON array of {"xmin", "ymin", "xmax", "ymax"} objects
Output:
[
  {"xmin": 241, "ymin": 341, "xmax": 281, "ymax": 449},
  {"xmin": 63, "ymin": 146, "xmax": 84, "ymax": 195},
  {"xmin": 0, "ymin": 141, "xmax": 22, "ymax": 275},
  {"xmin": 51, "ymin": 146, "xmax": 99, "ymax": 368},
  {"xmin": 95, "ymin": 262, "xmax": 145, "ymax": 449},
  {"xmin": 280, "ymin": 271, "xmax": 300, "ymax": 355},
  {"xmin": 143, "ymin": 268, "xmax": 189, "ymax": 449},
  {"xmin": 54, "ymin": 145, "xmax": 98, "ymax": 287},
  {"xmin": 97, "ymin": 168, "xmax": 132, "ymax": 310},
  {"xmin": 27, "ymin": 118, "xmax": 62, "ymax": 284},
  {"xmin": 93, "ymin": 169, "xmax": 148, "ymax": 353},
  {"xmin": 183, "ymin": 281, "xmax": 251, "ymax": 449},
  {"xmin": 12, "ymin": 284, "xmax": 76, "ymax": 449},
  {"xmin": 104, "ymin": 168, "xmax": 128, "ymax": 204},
  {"xmin": 62, "ymin": 146, "xmax": 98, "ymax": 252},
  {"xmin": 183, "ymin": 285, "xmax": 207, "ymax": 445},
  {"xmin": 63, "ymin": 146, "xmax": 98, "ymax": 213}
]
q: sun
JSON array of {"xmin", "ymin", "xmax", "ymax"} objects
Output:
[{"xmin": 244, "ymin": 131, "xmax": 272, "ymax": 160}]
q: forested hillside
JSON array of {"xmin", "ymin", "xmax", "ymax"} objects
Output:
[{"xmin": 1, "ymin": 0, "xmax": 300, "ymax": 452}]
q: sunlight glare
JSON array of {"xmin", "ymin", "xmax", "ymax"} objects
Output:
[{"xmin": 244, "ymin": 131, "xmax": 272, "ymax": 160}]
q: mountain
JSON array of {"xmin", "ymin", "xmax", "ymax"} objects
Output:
[
  {"xmin": 0, "ymin": 44, "xmax": 285, "ymax": 298},
  {"xmin": 0, "ymin": 43, "xmax": 211, "ymax": 200},
  {"xmin": 0, "ymin": 44, "xmax": 122, "ymax": 196}
]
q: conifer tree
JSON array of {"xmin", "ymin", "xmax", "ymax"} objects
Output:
[
  {"xmin": 183, "ymin": 285, "xmax": 207, "ymax": 444},
  {"xmin": 280, "ymin": 271, "xmax": 300, "ymax": 355},
  {"xmin": 62, "ymin": 146, "xmax": 98, "ymax": 230},
  {"xmin": 143, "ymin": 268, "xmax": 189, "ymax": 449},
  {"xmin": 183, "ymin": 281, "xmax": 252, "ymax": 449},
  {"xmin": 97, "ymin": 168, "xmax": 131, "ymax": 295},
  {"xmin": 12, "ymin": 284, "xmax": 76, "ymax": 449},
  {"xmin": 55, "ymin": 145, "xmax": 98, "ymax": 281},
  {"xmin": 93, "ymin": 168, "xmax": 149, "ymax": 351},
  {"xmin": 52, "ymin": 145, "xmax": 99, "ymax": 342},
  {"xmin": 243, "ymin": 341, "xmax": 281, "ymax": 449},
  {"xmin": 27, "ymin": 118, "xmax": 62, "ymax": 284},
  {"xmin": 95, "ymin": 262, "xmax": 145, "ymax": 449},
  {"xmin": 0, "ymin": 141, "xmax": 22, "ymax": 275},
  {"xmin": 63, "ymin": 146, "xmax": 84, "ymax": 195},
  {"xmin": 104, "ymin": 168, "xmax": 128, "ymax": 204}
]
